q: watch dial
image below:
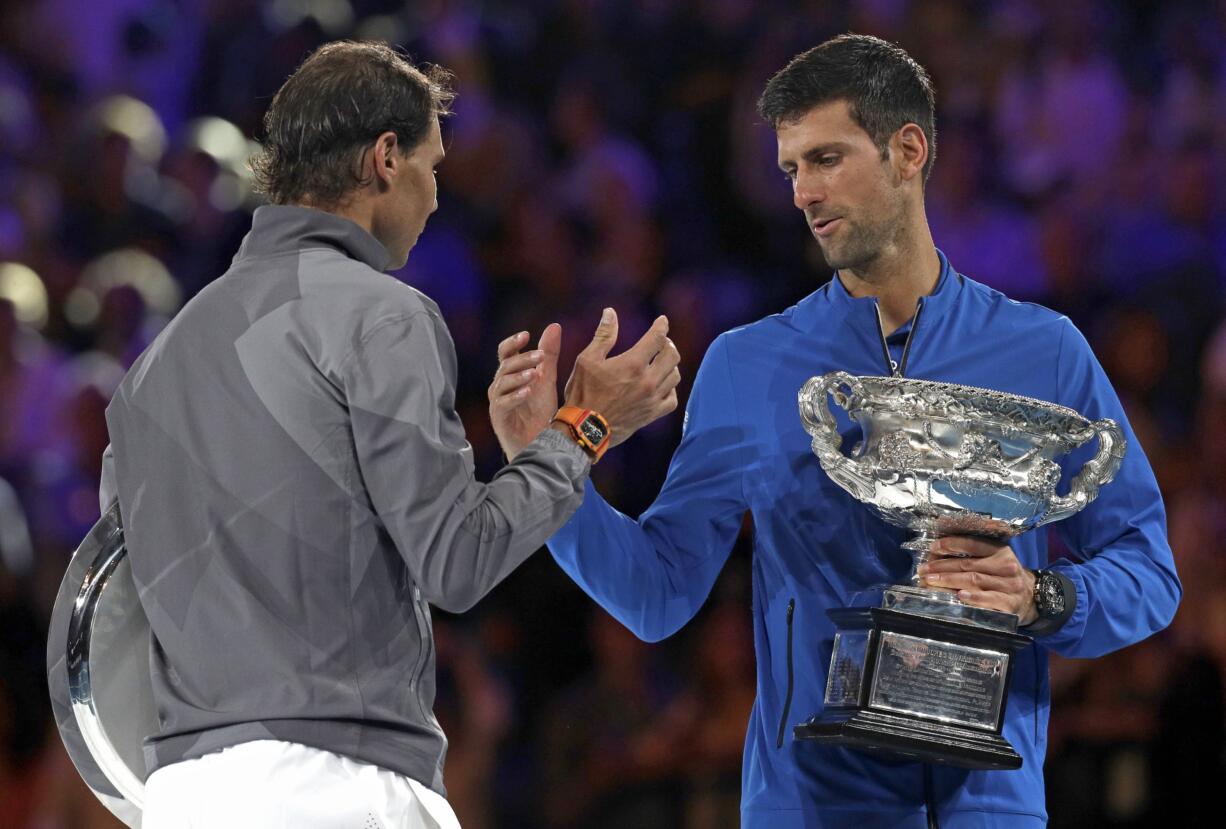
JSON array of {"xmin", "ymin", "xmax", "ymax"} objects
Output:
[
  {"xmin": 1041, "ymin": 576, "xmax": 1065, "ymax": 615},
  {"xmin": 580, "ymin": 418, "xmax": 607, "ymax": 444}
]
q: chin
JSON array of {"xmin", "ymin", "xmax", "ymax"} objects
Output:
[{"xmin": 393, "ymin": 241, "xmax": 417, "ymax": 270}]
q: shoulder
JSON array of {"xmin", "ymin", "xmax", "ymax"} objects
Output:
[
  {"xmin": 957, "ymin": 273, "xmax": 1071, "ymax": 338},
  {"xmin": 718, "ymin": 288, "xmax": 826, "ymax": 356},
  {"xmin": 297, "ymin": 249, "xmax": 443, "ymax": 336}
]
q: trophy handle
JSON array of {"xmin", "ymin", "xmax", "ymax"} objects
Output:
[
  {"xmin": 799, "ymin": 372, "xmax": 874, "ymax": 501},
  {"xmin": 1041, "ymin": 418, "xmax": 1126, "ymax": 526}
]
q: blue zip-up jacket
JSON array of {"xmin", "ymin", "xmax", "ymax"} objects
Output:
[{"xmin": 548, "ymin": 252, "xmax": 1180, "ymax": 828}]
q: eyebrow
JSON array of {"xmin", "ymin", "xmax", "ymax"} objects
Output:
[{"xmin": 778, "ymin": 141, "xmax": 853, "ymax": 171}]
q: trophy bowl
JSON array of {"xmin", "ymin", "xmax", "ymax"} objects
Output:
[
  {"xmin": 799, "ymin": 371, "xmax": 1124, "ymax": 626},
  {"xmin": 792, "ymin": 371, "xmax": 1125, "ymax": 769}
]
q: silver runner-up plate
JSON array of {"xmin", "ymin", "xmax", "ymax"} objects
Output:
[{"xmin": 46, "ymin": 502, "xmax": 154, "ymax": 828}]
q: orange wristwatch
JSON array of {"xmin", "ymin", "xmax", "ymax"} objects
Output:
[{"xmin": 552, "ymin": 406, "xmax": 611, "ymax": 462}]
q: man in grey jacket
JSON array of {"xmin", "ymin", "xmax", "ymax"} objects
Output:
[{"xmin": 100, "ymin": 41, "xmax": 681, "ymax": 827}]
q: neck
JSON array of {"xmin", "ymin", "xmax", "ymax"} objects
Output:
[
  {"xmin": 317, "ymin": 199, "xmax": 374, "ymax": 238},
  {"xmin": 837, "ymin": 219, "xmax": 940, "ymax": 334}
]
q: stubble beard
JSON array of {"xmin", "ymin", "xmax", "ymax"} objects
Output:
[{"xmin": 817, "ymin": 195, "xmax": 908, "ymax": 276}]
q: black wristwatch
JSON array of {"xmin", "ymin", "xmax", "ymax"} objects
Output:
[{"xmin": 1024, "ymin": 568, "xmax": 1075, "ymax": 636}]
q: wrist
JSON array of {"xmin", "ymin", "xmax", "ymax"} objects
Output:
[
  {"xmin": 1019, "ymin": 567, "xmax": 1039, "ymax": 627},
  {"xmin": 1021, "ymin": 567, "xmax": 1076, "ymax": 637},
  {"xmin": 552, "ymin": 406, "xmax": 611, "ymax": 462}
]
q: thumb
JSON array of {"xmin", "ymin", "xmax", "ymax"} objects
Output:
[
  {"xmin": 582, "ymin": 307, "xmax": 618, "ymax": 359},
  {"xmin": 537, "ymin": 322, "xmax": 562, "ymax": 375}
]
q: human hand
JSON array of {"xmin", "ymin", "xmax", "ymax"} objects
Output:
[
  {"xmin": 488, "ymin": 323, "xmax": 561, "ymax": 460},
  {"xmin": 917, "ymin": 536, "xmax": 1038, "ymax": 625},
  {"xmin": 562, "ymin": 308, "xmax": 681, "ymax": 448}
]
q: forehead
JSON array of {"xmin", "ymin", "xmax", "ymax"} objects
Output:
[
  {"xmin": 425, "ymin": 115, "xmax": 444, "ymax": 153},
  {"xmin": 775, "ymin": 100, "xmax": 871, "ymax": 161},
  {"xmin": 406, "ymin": 114, "xmax": 444, "ymax": 159}
]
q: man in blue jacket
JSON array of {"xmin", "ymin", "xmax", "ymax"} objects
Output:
[{"xmin": 493, "ymin": 34, "xmax": 1180, "ymax": 827}]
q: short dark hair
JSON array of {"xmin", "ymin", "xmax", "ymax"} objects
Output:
[
  {"xmin": 758, "ymin": 34, "xmax": 937, "ymax": 182},
  {"xmin": 251, "ymin": 41, "xmax": 455, "ymax": 208}
]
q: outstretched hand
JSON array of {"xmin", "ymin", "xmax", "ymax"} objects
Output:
[
  {"xmin": 488, "ymin": 323, "xmax": 562, "ymax": 460},
  {"xmin": 563, "ymin": 308, "xmax": 681, "ymax": 449}
]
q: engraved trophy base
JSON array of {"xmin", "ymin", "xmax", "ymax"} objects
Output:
[{"xmin": 794, "ymin": 606, "xmax": 1030, "ymax": 771}]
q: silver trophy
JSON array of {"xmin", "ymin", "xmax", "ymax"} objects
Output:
[
  {"xmin": 793, "ymin": 371, "xmax": 1124, "ymax": 769},
  {"xmin": 47, "ymin": 503, "xmax": 154, "ymax": 827}
]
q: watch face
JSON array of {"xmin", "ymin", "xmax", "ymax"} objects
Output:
[
  {"xmin": 1038, "ymin": 574, "xmax": 1065, "ymax": 616},
  {"xmin": 579, "ymin": 416, "xmax": 608, "ymax": 445}
]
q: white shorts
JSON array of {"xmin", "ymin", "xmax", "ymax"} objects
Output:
[{"xmin": 141, "ymin": 739, "xmax": 461, "ymax": 829}]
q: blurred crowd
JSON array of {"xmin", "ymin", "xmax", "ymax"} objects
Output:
[{"xmin": 0, "ymin": 0, "xmax": 1224, "ymax": 827}]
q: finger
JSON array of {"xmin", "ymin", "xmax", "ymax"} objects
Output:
[
  {"xmin": 492, "ymin": 366, "xmax": 540, "ymax": 396},
  {"xmin": 538, "ymin": 322, "xmax": 561, "ymax": 360},
  {"xmin": 624, "ymin": 315, "xmax": 670, "ymax": 363},
  {"xmin": 498, "ymin": 330, "xmax": 529, "ymax": 361},
  {"xmin": 659, "ymin": 387, "xmax": 678, "ymax": 415},
  {"xmin": 579, "ymin": 308, "xmax": 619, "ymax": 360},
  {"xmin": 655, "ymin": 365, "xmax": 681, "ymax": 396},
  {"xmin": 496, "ymin": 350, "xmax": 545, "ymax": 378},
  {"xmin": 932, "ymin": 536, "xmax": 1009, "ymax": 558},
  {"xmin": 537, "ymin": 322, "xmax": 561, "ymax": 378},
  {"xmin": 919, "ymin": 569, "xmax": 1019, "ymax": 594},
  {"xmin": 645, "ymin": 339, "xmax": 680, "ymax": 386},
  {"xmin": 920, "ymin": 554, "xmax": 1022, "ymax": 578},
  {"xmin": 491, "ymin": 384, "xmax": 535, "ymax": 410},
  {"xmin": 648, "ymin": 336, "xmax": 680, "ymax": 369},
  {"xmin": 950, "ymin": 590, "xmax": 1021, "ymax": 616}
]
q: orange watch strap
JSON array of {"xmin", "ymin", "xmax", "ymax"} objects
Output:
[{"xmin": 552, "ymin": 406, "xmax": 611, "ymax": 462}]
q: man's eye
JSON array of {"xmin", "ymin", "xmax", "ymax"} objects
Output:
[{"xmin": 818, "ymin": 155, "xmax": 840, "ymax": 167}]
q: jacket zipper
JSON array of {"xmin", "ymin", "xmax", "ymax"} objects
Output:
[
  {"xmin": 872, "ymin": 298, "xmax": 925, "ymax": 378},
  {"xmin": 776, "ymin": 598, "xmax": 796, "ymax": 748},
  {"xmin": 924, "ymin": 763, "xmax": 940, "ymax": 829}
]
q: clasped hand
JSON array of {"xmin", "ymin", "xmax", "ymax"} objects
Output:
[
  {"xmin": 488, "ymin": 308, "xmax": 682, "ymax": 460},
  {"xmin": 918, "ymin": 536, "xmax": 1038, "ymax": 626}
]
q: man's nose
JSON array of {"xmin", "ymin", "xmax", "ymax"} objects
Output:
[{"xmin": 793, "ymin": 172, "xmax": 825, "ymax": 211}]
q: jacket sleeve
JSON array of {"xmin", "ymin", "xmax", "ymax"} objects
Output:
[
  {"xmin": 547, "ymin": 334, "xmax": 749, "ymax": 642},
  {"xmin": 344, "ymin": 311, "xmax": 591, "ymax": 613},
  {"xmin": 1040, "ymin": 317, "xmax": 1181, "ymax": 657}
]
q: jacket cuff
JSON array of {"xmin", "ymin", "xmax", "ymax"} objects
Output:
[
  {"xmin": 528, "ymin": 426, "xmax": 593, "ymax": 471},
  {"xmin": 1020, "ymin": 568, "xmax": 1077, "ymax": 638}
]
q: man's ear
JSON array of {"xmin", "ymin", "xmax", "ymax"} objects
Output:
[
  {"xmin": 892, "ymin": 124, "xmax": 928, "ymax": 184},
  {"xmin": 371, "ymin": 131, "xmax": 400, "ymax": 187}
]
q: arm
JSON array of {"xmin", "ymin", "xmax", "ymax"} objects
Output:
[
  {"xmin": 345, "ymin": 311, "xmax": 591, "ymax": 613},
  {"xmin": 1042, "ymin": 318, "xmax": 1181, "ymax": 657},
  {"xmin": 548, "ymin": 335, "xmax": 749, "ymax": 642}
]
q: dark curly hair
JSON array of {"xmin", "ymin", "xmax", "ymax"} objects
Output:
[
  {"xmin": 250, "ymin": 41, "xmax": 455, "ymax": 208},
  {"xmin": 758, "ymin": 34, "xmax": 937, "ymax": 182}
]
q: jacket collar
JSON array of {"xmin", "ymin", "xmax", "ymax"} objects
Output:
[
  {"xmin": 822, "ymin": 248, "xmax": 962, "ymax": 326},
  {"xmin": 791, "ymin": 249, "xmax": 964, "ymax": 377},
  {"xmin": 235, "ymin": 205, "xmax": 393, "ymax": 272}
]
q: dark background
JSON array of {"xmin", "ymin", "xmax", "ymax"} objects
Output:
[{"xmin": 1, "ymin": 1, "xmax": 1224, "ymax": 826}]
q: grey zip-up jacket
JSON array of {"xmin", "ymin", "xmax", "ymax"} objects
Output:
[{"xmin": 100, "ymin": 205, "xmax": 591, "ymax": 794}]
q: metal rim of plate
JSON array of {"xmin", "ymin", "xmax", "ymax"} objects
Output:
[{"xmin": 48, "ymin": 502, "xmax": 151, "ymax": 828}]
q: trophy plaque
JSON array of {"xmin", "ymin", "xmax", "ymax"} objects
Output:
[{"xmin": 794, "ymin": 371, "xmax": 1125, "ymax": 769}]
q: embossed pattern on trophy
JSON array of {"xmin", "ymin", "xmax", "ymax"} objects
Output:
[{"xmin": 798, "ymin": 372, "xmax": 1126, "ymax": 626}]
